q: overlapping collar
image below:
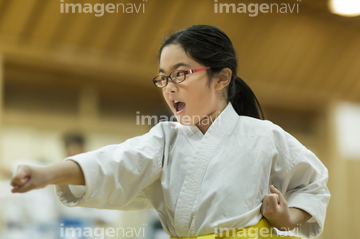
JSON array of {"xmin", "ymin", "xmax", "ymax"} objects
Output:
[{"xmin": 186, "ymin": 102, "xmax": 239, "ymax": 138}]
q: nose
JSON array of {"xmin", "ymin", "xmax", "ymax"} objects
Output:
[{"xmin": 164, "ymin": 80, "xmax": 178, "ymax": 93}]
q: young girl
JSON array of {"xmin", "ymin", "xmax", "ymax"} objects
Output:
[{"xmin": 11, "ymin": 25, "xmax": 330, "ymax": 239}]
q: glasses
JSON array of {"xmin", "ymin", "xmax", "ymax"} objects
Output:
[{"xmin": 152, "ymin": 67, "xmax": 211, "ymax": 88}]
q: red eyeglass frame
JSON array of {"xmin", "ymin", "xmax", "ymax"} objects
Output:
[{"xmin": 153, "ymin": 66, "xmax": 211, "ymax": 88}]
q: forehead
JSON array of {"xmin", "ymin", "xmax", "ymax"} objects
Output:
[{"xmin": 159, "ymin": 44, "xmax": 198, "ymax": 73}]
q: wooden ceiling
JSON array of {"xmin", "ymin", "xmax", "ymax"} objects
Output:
[{"xmin": 0, "ymin": 0, "xmax": 359, "ymax": 116}]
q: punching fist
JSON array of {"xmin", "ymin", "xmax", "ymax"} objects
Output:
[
  {"xmin": 11, "ymin": 161, "xmax": 85, "ymax": 194},
  {"xmin": 11, "ymin": 164, "xmax": 50, "ymax": 193}
]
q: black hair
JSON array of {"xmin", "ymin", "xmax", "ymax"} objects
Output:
[
  {"xmin": 158, "ymin": 25, "xmax": 264, "ymax": 119},
  {"xmin": 63, "ymin": 133, "xmax": 85, "ymax": 147}
]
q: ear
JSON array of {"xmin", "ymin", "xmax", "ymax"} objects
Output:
[{"xmin": 214, "ymin": 68, "xmax": 232, "ymax": 91}]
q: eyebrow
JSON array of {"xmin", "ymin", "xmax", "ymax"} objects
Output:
[{"xmin": 159, "ymin": 63, "xmax": 191, "ymax": 74}]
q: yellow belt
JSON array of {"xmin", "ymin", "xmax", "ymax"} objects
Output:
[{"xmin": 170, "ymin": 218, "xmax": 300, "ymax": 239}]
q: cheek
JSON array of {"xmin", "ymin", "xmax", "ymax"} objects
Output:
[
  {"xmin": 193, "ymin": 83, "xmax": 212, "ymax": 99},
  {"xmin": 162, "ymin": 90, "xmax": 170, "ymax": 103},
  {"xmin": 187, "ymin": 89, "xmax": 212, "ymax": 110}
]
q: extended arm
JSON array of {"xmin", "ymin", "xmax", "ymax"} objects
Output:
[{"xmin": 11, "ymin": 160, "xmax": 85, "ymax": 193}]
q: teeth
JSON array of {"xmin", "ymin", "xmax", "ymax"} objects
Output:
[{"xmin": 174, "ymin": 100, "xmax": 180, "ymax": 103}]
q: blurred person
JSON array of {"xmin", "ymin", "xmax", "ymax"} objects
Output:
[
  {"xmin": 10, "ymin": 25, "xmax": 330, "ymax": 239},
  {"xmin": 0, "ymin": 160, "xmax": 58, "ymax": 239},
  {"xmin": 58, "ymin": 133, "xmax": 122, "ymax": 239},
  {"xmin": 0, "ymin": 167, "xmax": 12, "ymax": 180},
  {"xmin": 64, "ymin": 133, "xmax": 86, "ymax": 157}
]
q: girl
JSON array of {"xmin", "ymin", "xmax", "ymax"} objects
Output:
[{"xmin": 11, "ymin": 25, "xmax": 330, "ymax": 238}]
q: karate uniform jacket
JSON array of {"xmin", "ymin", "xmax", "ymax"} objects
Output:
[{"xmin": 56, "ymin": 103, "xmax": 330, "ymax": 238}]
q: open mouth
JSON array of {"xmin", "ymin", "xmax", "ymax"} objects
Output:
[{"xmin": 173, "ymin": 100, "xmax": 185, "ymax": 114}]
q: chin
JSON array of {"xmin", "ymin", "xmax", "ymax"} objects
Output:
[
  {"xmin": 177, "ymin": 115, "xmax": 198, "ymax": 126},
  {"xmin": 178, "ymin": 121, "xmax": 194, "ymax": 126}
]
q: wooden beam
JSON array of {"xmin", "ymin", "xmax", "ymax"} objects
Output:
[
  {"xmin": 3, "ymin": 60, "xmax": 161, "ymax": 104},
  {"xmin": 0, "ymin": 0, "xmax": 38, "ymax": 37},
  {"xmin": 0, "ymin": 34, "xmax": 156, "ymax": 85},
  {"xmin": 78, "ymin": 1, "xmax": 118, "ymax": 49},
  {"xmin": 59, "ymin": 10, "xmax": 94, "ymax": 47},
  {"xmin": 2, "ymin": 108, "xmax": 150, "ymax": 137},
  {"xmin": 249, "ymin": 81, "xmax": 329, "ymax": 111},
  {"xmin": 0, "ymin": 53, "xmax": 3, "ymax": 117},
  {"xmin": 143, "ymin": 0, "xmax": 186, "ymax": 63},
  {"xmin": 322, "ymin": 102, "xmax": 351, "ymax": 238},
  {"xmin": 0, "ymin": 0, "xmax": 11, "ymax": 26},
  {"xmin": 28, "ymin": 0, "xmax": 64, "ymax": 45},
  {"xmin": 0, "ymin": 53, "xmax": 4, "ymax": 170},
  {"xmin": 116, "ymin": 1, "xmax": 159, "ymax": 56},
  {"xmin": 19, "ymin": 0, "xmax": 49, "ymax": 43},
  {"xmin": 101, "ymin": 14, "xmax": 128, "ymax": 51}
]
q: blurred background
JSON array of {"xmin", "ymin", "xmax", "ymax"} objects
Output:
[{"xmin": 0, "ymin": 0, "xmax": 359, "ymax": 238}]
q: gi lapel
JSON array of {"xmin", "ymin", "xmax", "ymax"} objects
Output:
[{"xmin": 174, "ymin": 103, "xmax": 239, "ymax": 237}]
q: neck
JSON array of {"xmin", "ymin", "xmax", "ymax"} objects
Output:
[{"xmin": 196, "ymin": 103, "xmax": 227, "ymax": 134}]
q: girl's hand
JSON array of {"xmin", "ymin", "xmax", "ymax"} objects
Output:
[
  {"xmin": 11, "ymin": 164, "xmax": 51, "ymax": 193},
  {"xmin": 261, "ymin": 185, "xmax": 292, "ymax": 230},
  {"xmin": 261, "ymin": 185, "xmax": 311, "ymax": 231},
  {"xmin": 11, "ymin": 161, "xmax": 85, "ymax": 193}
]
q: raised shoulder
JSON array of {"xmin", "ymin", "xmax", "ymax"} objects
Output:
[
  {"xmin": 235, "ymin": 116, "xmax": 284, "ymax": 138},
  {"xmin": 234, "ymin": 116, "xmax": 306, "ymax": 158}
]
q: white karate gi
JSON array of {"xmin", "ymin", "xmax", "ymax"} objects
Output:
[{"xmin": 56, "ymin": 103, "xmax": 330, "ymax": 238}]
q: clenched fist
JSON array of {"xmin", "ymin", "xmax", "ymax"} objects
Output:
[
  {"xmin": 10, "ymin": 161, "xmax": 86, "ymax": 194},
  {"xmin": 261, "ymin": 185, "xmax": 311, "ymax": 231},
  {"xmin": 11, "ymin": 164, "xmax": 51, "ymax": 193}
]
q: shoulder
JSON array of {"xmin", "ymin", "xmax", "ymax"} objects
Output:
[
  {"xmin": 150, "ymin": 121, "xmax": 182, "ymax": 133},
  {"xmin": 147, "ymin": 121, "xmax": 187, "ymax": 140},
  {"xmin": 234, "ymin": 116, "xmax": 305, "ymax": 152},
  {"xmin": 234, "ymin": 116, "xmax": 284, "ymax": 137},
  {"xmin": 121, "ymin": 121, "xmax": 179, "ymax": 148}
]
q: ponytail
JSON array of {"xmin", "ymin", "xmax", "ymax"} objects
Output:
[{"xmin": 228, "ymin": 76, "xmax": 264, "ymax": 119}]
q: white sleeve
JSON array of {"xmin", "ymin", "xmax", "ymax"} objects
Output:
[
  {"xmin": 68, "ymin": 185, "xmax": 86, "ymax": 198},
  {"xmin": 270, "ymin": 130, "xmax": 330, "ymax": 238},
  {"xmin": 56, "ymin": 124, "xmax": 166, "ymax": 210}
]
